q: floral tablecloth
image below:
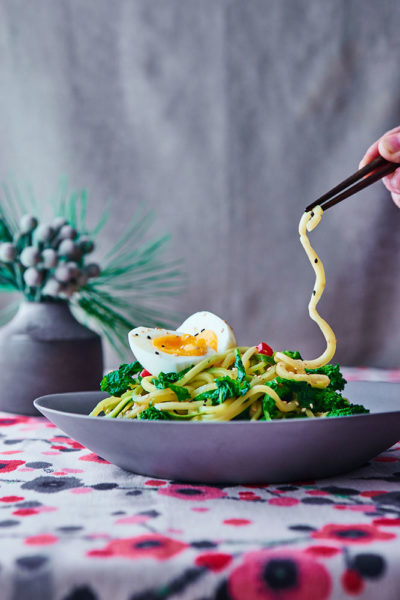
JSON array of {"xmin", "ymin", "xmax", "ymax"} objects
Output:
[{"xmin": 0, "ymin": 369, "xmax": 399, "ymax": 600}]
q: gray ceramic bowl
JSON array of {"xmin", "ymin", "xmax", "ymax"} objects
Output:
[{"xmin": 34, "ymin": 381, "xmax": 400, "ymax": 484}]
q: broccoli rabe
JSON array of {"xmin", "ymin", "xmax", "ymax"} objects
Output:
[
  {"xmin": 266, "ymin": 377, "xmax": 348, "ymax": 413},
  {"xmin": 234, "ymin": 349, "xmax": 247, "ymax": 382},
  {"xmin": 306, "ymin": 363, "xmax": 346, "ymax": 391},
  {"xmin": 326, "ymin": 404, "xmax": 369, "ymax": 417},
  {"xmin": 152, "ymin": 366, "xmax": 193, "ymax": 386},
  {"xmin": 282, "ymin": 351, "xmax": 303, "ymax": 360},
  {"xmin": 264, "ymin": 359, "xmax": 369, "ymax": 417},
  {"xmin": 153, "ymin": 380, "xmax": 190, "ymax": 401},
  {"xmin": 138, "ymin": 406, "xmax": 170, "ymax": 420},
  {"xmin": 152, "ymin": 368, "xmax": 192, "ymax": 401},
  {"xmin": 100, "ymin": 362, "xmax": 142, "ymax": 397},
  {"xmin": 196, "ymin": 376, "xmax": 250, "ymax": 406},
  {"xmin": 262, "ymin": 395, "xmax": 279, "ymax": 420},
  {"xmin": 256, "ymin": 353, "xmax": 275, "ymax": 366}
]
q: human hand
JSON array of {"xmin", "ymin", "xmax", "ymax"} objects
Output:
[{"xmin": 359, "ymin": 125, "xmax": 400, "ymax": 208}]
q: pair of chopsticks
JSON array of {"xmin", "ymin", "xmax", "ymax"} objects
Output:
[{"xmin": 305, "ymin": 156, "xmax": 398, "ymax": 212}]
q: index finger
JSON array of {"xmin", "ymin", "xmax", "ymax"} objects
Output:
[
  {"xmin": 359, "ymin": 141, "xmax": 380, "ymax": 169},
  {"xmin": 359, "ymin": 125, "xmax": 400, "ymax": 168}
]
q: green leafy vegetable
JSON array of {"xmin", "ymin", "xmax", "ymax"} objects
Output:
[
  {"xmin": 265, "ymin": 361, "xmax": 369, "ymax": 417},
  {"xmin": 262, "ymin": 395, "xmax": 279, "ymax": 420},
  {"xmin": 326, "ymin": 404, "xmax": 369, "ymax": 417},
  {"xmin": 139, "ymin": 406, "xmax": 170, "ymax": 420},
  {"xmin": 196, "ymin": 376, "xmax": 250, "ymax": 406},
  {"xmin": 266, "ymin": 377, "xmax": 347, "ymax": 413},
  {"xmin": 255, "ymin": 353, "xmax": 275, "ymax": 366},
  {"xmin": 152, "ymin": 366, "xmax": 192, "ymax": 386},
  {"xmin": 306, "ymin": 363, "xmax": 346, "ymax": 391},
  {"xmin": 282, "ymin": 350, "xmax": 303, "ymax": 360},
  {"xmin": 100, "ymin": 361, "xmax": 142, "ymax": 397},
  {"xmin": 234, "ymin": 349, "xmax": 247, "ymax": 382},
  {"xmin": 152, "ymin": 370, "xmax": 191, "ymax": 402},
  {"xmin": 162, "ymin": 383, "xmax": 190, "ymax": 401}
]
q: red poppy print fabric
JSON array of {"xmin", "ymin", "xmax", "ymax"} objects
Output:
[{"xmin": 0, "ymin": 373, "xmax": 400, "ymax": 600}]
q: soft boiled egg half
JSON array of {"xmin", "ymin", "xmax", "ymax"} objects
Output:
[{"xmin": 128, "ymin": 311, "xmax": 236, "ymax": 376}]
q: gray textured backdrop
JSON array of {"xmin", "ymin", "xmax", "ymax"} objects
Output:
[{"xmin": 0, "ymin": 0, "xmax": 399, "ymax": 368}]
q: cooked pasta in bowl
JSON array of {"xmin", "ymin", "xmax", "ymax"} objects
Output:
[{"xmin": 90, "ymin": 206, "xmax": 369, "ymax": 423}]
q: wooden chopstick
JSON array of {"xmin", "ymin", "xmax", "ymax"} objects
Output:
[{"xmin": 305, "ymin": 156, "xmax": 398, "ymax": 212}]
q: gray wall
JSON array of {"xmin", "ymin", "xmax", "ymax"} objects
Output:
[{"xmin": 0, "ymin": 0, "xmax": 399, "ymax": 368}]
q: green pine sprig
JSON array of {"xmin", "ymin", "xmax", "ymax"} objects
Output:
[{"xmin": 0, "ymin": 179, "xmax": 185, "ymax": 357}]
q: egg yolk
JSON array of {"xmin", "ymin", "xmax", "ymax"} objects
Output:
[{"xmin": 152, "ymin": 330, "xmax": 218, "ymax": 356}]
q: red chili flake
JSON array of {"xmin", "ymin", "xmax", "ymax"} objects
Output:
[
  {"xmin": 140, "ymin": 369, "xmax": 152, "ymax": 377},
  {"xmin": 256, "ymin": 342, "xmax": 273, "ymax": 356}
]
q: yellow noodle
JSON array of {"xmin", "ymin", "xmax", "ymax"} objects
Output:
[
  {"xmin": 154, "ymin": 401, "xmax": 203, "ymax": 411},
  {"xmin": 190, "ymin": 372, "xmax": 215, "ymax": 384},
  {"xmin": 298, "ymin": 206, "xmax": 336, "ymax": 368},
  {"xmin": 250, "ymin": 367, "xmax": 277, "ymax": 387},
  {"xmin": 208, "ymin": 367, "xmax": 233, "ymax": 378},
  {"xmin": 275, "ymin": 362, "xmax": 329, "ymax": 388},
  {"xmin": 250, "ymin": 400, "xmax": 263, "ymax": 421},
  {"xmin": 192, "ymin": 383, "xmax": 218, "ymax": 396},
  {"xmin": 241, "ymin": 346, "xmax": 257, "ymax": 371},
  {"xmin": 222, "ymin": 350, "xmax": 236, "ymax": 369}
]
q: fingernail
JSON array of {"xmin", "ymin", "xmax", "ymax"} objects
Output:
[
  {"xmin": 359, "ymin": 158, "xmax": 367, "ymax": 169},
  {"xmin": 380, "ymin": 133, "xmax": 400, "ymax": 157}
]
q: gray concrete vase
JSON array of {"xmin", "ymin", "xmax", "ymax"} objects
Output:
[{"xmin": 0, "ymin": 301, "xmax": 103, "ymax": 415}]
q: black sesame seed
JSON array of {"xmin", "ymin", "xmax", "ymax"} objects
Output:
[
  {"xmin": 161, "ymin": 345, "xmax": 165, "ymax": 348},
  {"xmin": 155, "ymin": 351, "xmax": 160, "ymax": 355},
  {"xmin": 201, "ymin": 328, "xmax": 205, "ymax": 332},
  {"xmin": 314, "ymin": 258, "xmax": 318, "ymax": 263},
  {"xmin": 313, "ymin": 290, "xmax": 316, "ymax": 295},
  {"xmin": 194, "ymin": 333, "xmax": 199, "ymax": 336},
  {"xmin": 147, "ymin": 335, "xmax": 151, "ymax": 340},
  {"xmin": 310, "ymin": 211, "xmax": 314, "ymax": 217}
]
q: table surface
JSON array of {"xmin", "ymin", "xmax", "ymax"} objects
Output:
[{"xmin": 1, "ymin": 368, "xmax": 400, "ymax": 600}]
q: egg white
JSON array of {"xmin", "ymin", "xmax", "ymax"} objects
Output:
[
  {"xmin": 128, "ymin": 326, "xmax": 215, "ymax": 376},
  {"xmin": 178, "ymin": 311, "xmax": 236, "ymax": 352},
  {"xmin": 128, "ymin": 311, "xmax": 237, "ymax": 376}
]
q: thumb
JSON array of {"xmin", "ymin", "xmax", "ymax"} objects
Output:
[{"xmin": 378, "ymin": 133, "xmax": 400, "ymax": 163}]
